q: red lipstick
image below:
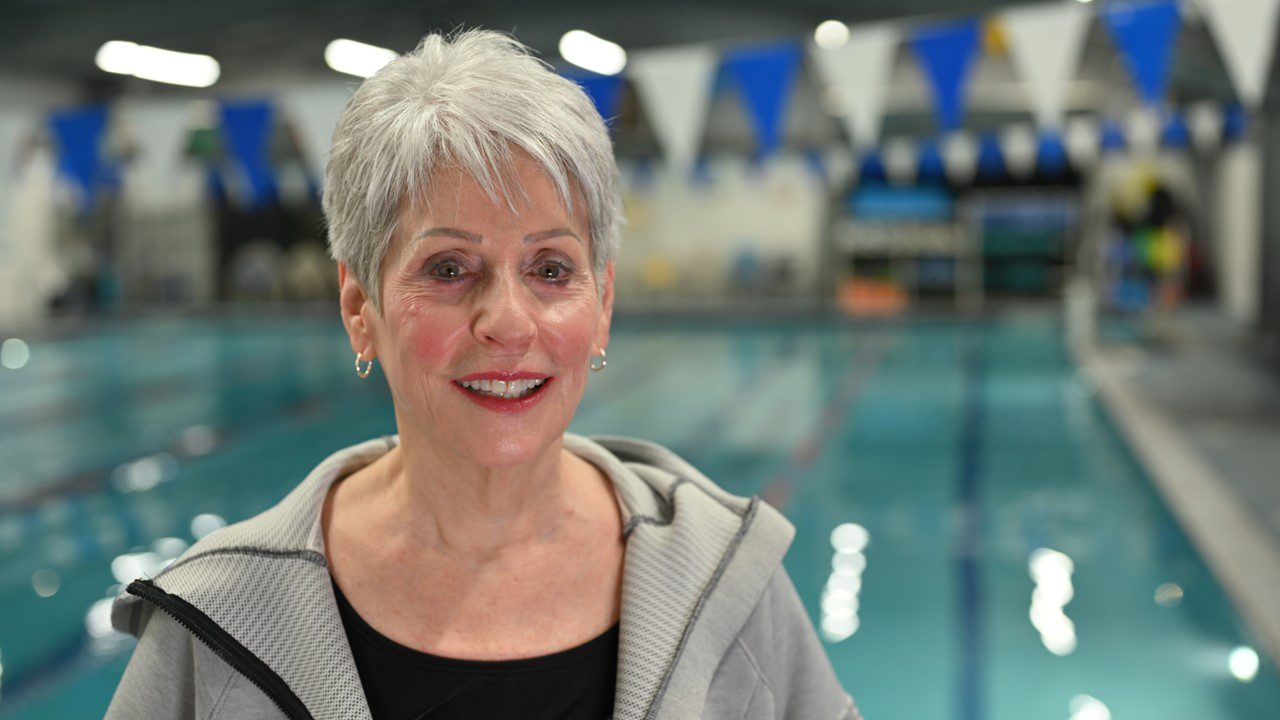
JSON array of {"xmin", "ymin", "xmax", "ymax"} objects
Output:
[{"xmin": 451, "ymin": 373, "xmax": 553, "ymax": 414}]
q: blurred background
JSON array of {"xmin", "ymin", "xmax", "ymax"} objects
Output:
[{"xmin": 3, "ymin": 0, "xmax": 1280, "ymax": 717}]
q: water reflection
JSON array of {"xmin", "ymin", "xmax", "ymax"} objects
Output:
[
  {"xmin": 1068, "ymin": 694, "xmax": 1111, "ymax": 720},
  {"xmin": 823, "ymin": 523, "xmax": 869, "ymax": 643},
  {"xmin": 1230, "ymin": 647, "xmax": 1259, "ymax": 683},
  {"xmin": 1028, "ymin": 548, "xmax": 1076, "ymax": 656}
]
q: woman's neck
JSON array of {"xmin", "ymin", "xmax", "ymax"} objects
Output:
[{"xmin": 337, "ymin": 431, "xmax": 611, "ymax": 567}]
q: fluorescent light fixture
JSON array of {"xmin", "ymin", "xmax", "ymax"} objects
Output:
[
  {"xmin": 814, "ymin": 20, "xmax": 850, "ymax": 50},
  {"xmin": 325, "ymin": 38, "xmax": 397, "ymax": 78},
  {"xmin": 95, "ymin": 41, "xmax": 220, "ymax": 88},
  {"xmin": 559, "ymin": 30, "xmax": 626, "ymax": 75}
]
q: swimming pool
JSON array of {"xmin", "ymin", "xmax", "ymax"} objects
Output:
[{"xmin": 1, "ymin": 314, "xmax": 1276, "ymax": 718}]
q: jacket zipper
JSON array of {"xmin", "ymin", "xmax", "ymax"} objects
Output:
[{"xmin": 126, "ymin": 579, "xmax": 314, "ymax": 720}]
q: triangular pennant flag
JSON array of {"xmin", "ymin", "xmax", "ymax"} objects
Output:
[
  {"xmin": 219, "ymin": 99, "xmax": 277, "ymax": 208},
  {"xmin": 910, "ymin": 19, "xmax": 981, "ymax": 131},
  {"xmin": 1035, "ymin": 131, "xmax": 1069, "ymax": 177},
  {"xmin": 1223, "ymin": 102, "xmax": 1249, "ymax": 142},
  {"xmin": 1100, "ymin": 119, "xmax": 1128, "ymax": 153},
  {"xmin": 883, "ymin": 136, "xmax": 918, "ymax": 185},
  {"xmin": 1000, "ymin": 3, "xmax": 1092, "ymax": 127},
  {"xmin": 916, "ymin": 139, "xmax": 947, "ymax": 185},
  {"xmin": 809, "ymin": 23, "xmax": 899, "ymax": 148},
  {"xmin": 1065, "ymin": 116, "xmax": 1101, "ymax": 168},
  {"xmin": 1127, "ymin": 106, "xmax": 1161, "ymax": 153},
  {"xmin": 1000, "ymin": 124, "xmax": 1037, "ymax": 179},
  {"xmin": 117, "ymin": 100, "xmax": 199, "ymax": 204},
  {"xmin": 857, "ymin": 149, "xmax": 888, "ymax": 184},
  {"xmin": 1187, "ymin": 101, "xmax": 1224, "ymax": 153},
  {"xmin": 562, "ymin": 70, "xmax": 626, "ymax": 125},
  {"xmin": 49, "ymin": 104, "xmax": 112, "ymax": 211},
  {"xmin": 942, "ymin": 132, "xmax": 978, "ymax": 185},
  {"xmin": 1101, "ymin": 0, "xmax": 1181, "ymax": 105},
  {"xmin": 1197, "ymin": 0, "xmax": 1280, "ymax": 107},
  {"xmin": 976, "ymin": 133, "xmax": 1006, "ymax": 181},
  {"xmin": 723, "ymin": 42, "xmax": 803, "ymax": 156},
  {"xmin": 628, "ymin": 46, "xmax": 718, "ymax": 173},
  {"xmin": 1160, "ymin": 111, "xmax": 1190, "ymax": 149},
  {"xmin": 278, "ymin": 83, "xmax": 354, "ymax": 184}
]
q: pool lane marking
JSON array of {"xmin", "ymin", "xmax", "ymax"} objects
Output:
[
  {"xmin": 760, "ymin": 332, "xmax": 891, "ymax": 512},
  {"xmin": 955, "ymin": 334, "xmax": 986, "ymax": 720}
]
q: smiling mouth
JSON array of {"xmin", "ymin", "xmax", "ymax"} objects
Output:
[{"xmin": 454, "ymin": 377, "xmax": 551, "ymax": 400}]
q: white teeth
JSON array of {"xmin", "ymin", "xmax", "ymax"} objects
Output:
[{"xmin": 458, "ymin": 377, "xmax": 547, "ymax": 399}]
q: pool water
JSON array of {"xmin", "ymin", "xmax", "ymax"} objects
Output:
[{"xmin": 1, "ymin": 314, "xmax": 1276, "ymax": 718}]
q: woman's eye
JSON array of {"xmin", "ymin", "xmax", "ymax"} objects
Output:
[
  {"xmin": 427, "ymin": 260, "xmax": 465, "ymax": 280},
  {"xmin": 537, "ymin": 262, "xmax": 571, "ymax": 281}
]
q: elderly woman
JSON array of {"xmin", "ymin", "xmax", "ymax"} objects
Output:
[{"xmin": 106, "ymin": 30, "xmax": 857, "ymax": 720}]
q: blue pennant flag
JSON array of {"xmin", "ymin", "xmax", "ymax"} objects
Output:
[
  {"xmin": 976, "ymin": 133, "xmax": 1004, "ymax": 181},
  {"xmin": 1100, "ymin": 120, "xmax": 1128, "ymax": 153},
  {"xmin": 561, "ymin": 70, "xmax": 626, "ymax": 127},
  {"xmin": 1160, "ymin": 112, "xmax": 1190, "ymax": 149},
  {"xmin": 910, "ymin": 19, "xmax": 981, "ymax": 131},
  {"xmin": 1101, "ymin": 0, "xmax": 1181, "ymax": 105},
  {"xmin": 1223, "ymin": 103, "xmax": 1249, "ymax": 142},
  {"xmin": 857, "ymin": 149, "xmax": 888, "ymax": 185},
  {"xmin": 723, "ymin": 42, "xmax": 803, "ymax": 157},
  {"xmin": 220, "ymin": 100, "xmax": 278, "ymax": 208},
  {"xmin": 1036, "ymin": 132, "xmax": 1069, "ymax": 177},
  {"xmin": 49, "ymin": 104, "xmax": 113, "ymax": 211},
  {"xmin": 916, "ymin": 140, "xmax": 947, "ymax": 185}
]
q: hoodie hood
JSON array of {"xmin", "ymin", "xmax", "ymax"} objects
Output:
[{"xmin": 112, "ymin": 433, "xmax": 796, "ymax": 720}]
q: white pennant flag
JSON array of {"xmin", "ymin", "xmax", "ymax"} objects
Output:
[
  {"xmin": 1000, "ymin": 3, "xmax": 1092, "ymax": 127},
  {"xmin": 279, "ymin": 82, "xmax": 355, "ymax": 183},
  {"xmin": 1197, "ymin": 0, "xmax": 1280, "ymax": 107},
  {"xmin": 1188, "ymin": 101, "xmax": 1224, "ymax": 154},
  {"xmin": 1000, "ymin": 124, "xmax": 1037, "ymax": 180},
  {"xmin": 1065, "ymin": 115, "xmax": 1101, "ymax": 169},
  {"xmin": 628, "ymin": 46, "xmax": 718, "ymax": 173},
  {"xmin": 116, "ymin": 99, "xmax": 203, "ymax": 207},
  {"xmin": 809, "ymin": 23, "xmax": 899, "ymax": 149},
  {"xmin": 942, "ymin": 132, "xmax": 977, "ymax": 185},
  {"xmin": 883, "ymin": 136, "xmax": 918, "ymax": 185}
]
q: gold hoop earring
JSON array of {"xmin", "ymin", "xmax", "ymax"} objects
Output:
[
  {"xmin": 355, "ymin": 351, "xmax": 375, "ymax": 379},
  {"xmin": 589, "ymin": 348, "xmax": 607, "ymax": 372}
]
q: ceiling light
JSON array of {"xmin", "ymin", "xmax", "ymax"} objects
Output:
[
  {"xmin": 814, "ymin": 20, "xmax": 851, "ymax": 50},
  {"xmin": 325, "ymin": 38, "xmax": 397, "ymax": 78},
  {"xmin": 95, "ymin": 41, "xmax": 220, "ymax": 88},
  {"xmin": 559, "ymin": 30, "xmax": 627, "ymax": 75}
]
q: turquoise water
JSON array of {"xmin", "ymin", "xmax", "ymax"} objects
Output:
[{"xmin": 1, "ymin": 315, "xmax": 1276, "ymax": 718}]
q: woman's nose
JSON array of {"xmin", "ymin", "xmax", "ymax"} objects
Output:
[{"xmin": 473, "ymin": 272, "xmax": 537, "ymax": 349}]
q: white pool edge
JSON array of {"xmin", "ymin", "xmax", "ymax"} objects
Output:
[{"xmin": 1079, "ymin": 342, "xmax": 1280, "ymax": 669}]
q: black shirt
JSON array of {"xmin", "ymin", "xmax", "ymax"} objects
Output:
[{"xmin": 332, "ymin": 580, "xmax": 620, "ymax": 720}]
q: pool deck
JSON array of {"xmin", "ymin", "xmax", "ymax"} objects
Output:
[{"xmin": 1082, "ymin": 306, "xmax": 1280, "ymax": 667}]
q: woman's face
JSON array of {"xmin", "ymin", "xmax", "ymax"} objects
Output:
[{"xmin": 342, "ymin": 154, "xmax": 613, "ymax": 469}]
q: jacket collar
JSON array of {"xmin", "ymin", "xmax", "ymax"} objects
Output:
[{"xmin": 113, "ymin": 433, "xmax": 794, "ymax": 720}]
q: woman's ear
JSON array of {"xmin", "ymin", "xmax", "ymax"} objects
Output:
[
  {"xmin": 338, "ymin": 262, "xmax": 376, "ymax": 360},
  {"xmin": 595, "ymin": 261, "xmax": 615, "ymax": 354}
]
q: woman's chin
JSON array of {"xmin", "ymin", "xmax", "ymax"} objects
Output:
[{"xmin": 455, "ymin": 433, "xmax": 555, "ymax": 469}]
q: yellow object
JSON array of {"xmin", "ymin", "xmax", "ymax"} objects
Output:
[
  {"xmin": 640, "ymin": 256, "xmax": 678, "ymax": 292},
  {"xmin": 983, "ymin": 19, "xmax": 1007, "ymax": 56}
]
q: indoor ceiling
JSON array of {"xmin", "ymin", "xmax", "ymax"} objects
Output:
[{"xmin": 0, "ymin": 0, "xmax": 1241, "ymax": 102}]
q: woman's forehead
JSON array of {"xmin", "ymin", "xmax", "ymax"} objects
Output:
[{"xmin": 410, "ymin": 159, "xmax": 588, "ymax": 235}]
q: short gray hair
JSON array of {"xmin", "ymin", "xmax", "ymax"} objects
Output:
[{"xmin": 323, "ymin": 29, "xmax": 623, "ymax": 310}]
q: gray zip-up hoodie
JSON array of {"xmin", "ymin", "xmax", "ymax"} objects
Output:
[{"xmin": 106, "ymin": 433, "xmax": 859, "ymax": 720}]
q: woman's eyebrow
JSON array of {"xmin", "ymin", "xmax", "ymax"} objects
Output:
[
  {"xmin": 412, "ymin": 227, "xmax": 580, "ymax": 244},
  {"xmin": 523, "ymin": 228, "xmax": 581, "ymax": 244},
  {"xmin": 413, "ymin": 227, "xmax": 483, "ymax": 244}
]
